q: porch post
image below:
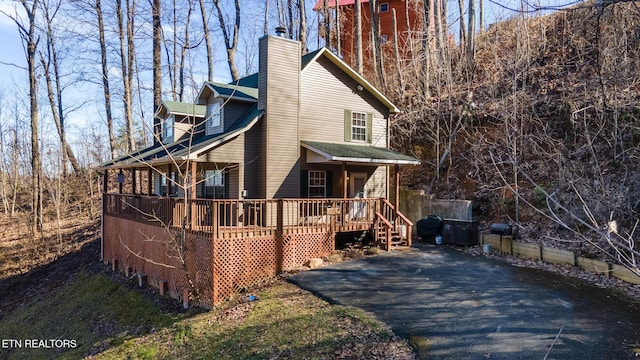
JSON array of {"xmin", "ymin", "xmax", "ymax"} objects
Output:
[
  {"xmin": 190, "ymin": 162, "xmax": 197, "ymax": 199},
  {"xmin": 394, "ymin": 164, "xmax": 400, "ymax": 219},
  {"xmin": 103, "ymin": 169, "xmax": 108, "ymax": 193},
  {"xmin": 118, "ymin": 169, "xmax": 123, "ymax": 194},
  {"xmin": 132, "ymin": 169, "xmax": 137, "ymax": 194},
  {"xmin": 147, "ymin": 167, "xmax": 153, "ymax": 195},
  {"xmin": 167, "ymin": 163, "xmax": 173, "ymax": 196},
  {"xmin": 342, "ymin": 162, "xmax": 347, "ymax": 199}
]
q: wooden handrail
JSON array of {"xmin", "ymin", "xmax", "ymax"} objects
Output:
[
  {"xmin": 395, "ymin": 211, "xmax": 413, "ymax": 227},
  {"xmin": 375, "ymin": 211, "xmax": 393, "ymax": 251}
]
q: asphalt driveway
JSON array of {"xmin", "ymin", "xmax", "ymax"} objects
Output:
[{"xmin": 289, "ymin": 243, "xmax": 640, "ymax": 359}]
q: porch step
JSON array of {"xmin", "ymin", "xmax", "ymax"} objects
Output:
[{"xmin": 390, "ymin": 231, "xmax": 406, "ymax": 246}]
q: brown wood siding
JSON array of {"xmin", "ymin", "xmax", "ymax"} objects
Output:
[
  {"xmin": 244, "ymin": 120, "xmax": 263, "ymax": 199},
  {"xmin": 197, "ymin": 133, "xmax": 245, "ymax": 164},
  {"xmin": 259, "ymin": 36, "xmax": 301, "ymax": 198},
  {"xmin": 300, "ymin": 56, "xmax": 389, "ymax": 147}
]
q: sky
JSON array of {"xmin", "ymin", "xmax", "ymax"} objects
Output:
[{"xmin": 0, "ymin": 0, "xmax": 589, "ymax": 165}]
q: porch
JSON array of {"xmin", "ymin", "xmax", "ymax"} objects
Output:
[{"xmin": 102, "ymin": 193, "xmax": 412, "ymax": 307}]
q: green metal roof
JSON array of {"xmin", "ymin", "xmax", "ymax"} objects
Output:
[
  {"xmin": 103, "ymin": 105, "xmax": 264, "ymax": 169},
  {"xmin": 206, "ymin": 81, "xmax": 258, "ymax": 101},
  {"xmin": 162, "ymin": 100, "xmax": 206, "ymax": 116},
  {"xmin": 302, "ymin": 141, "xmax": 420, "ymax": 165}
]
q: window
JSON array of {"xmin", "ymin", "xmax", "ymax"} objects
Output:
[
  {"xmin": 308, "ymin": 170, "xmax": 326, "ymax": 198},
  {"xmin": 379, "ymin": 3, "xmax": 389, "ymax": 12},
  {"xmin": 204, "ymin": 170, "xmax": 225, "ymax": 198},
  {"xmin": 206, "ymin": 100, "xmax": 223, "ymax": 135},
  {"xmin": 160, "ymin": 172, "xmax": 171, "ymax": 196},
  {"xmin": 163, "ymin": 115, "xmax": 174, "ymax": 141},
  {"xmin": 381, "ymin": 34, "xmax": 388, "ymax": 43},
  {"xmin": 351, "ymin": 111, "xmax": 367, "ymax": 142}
]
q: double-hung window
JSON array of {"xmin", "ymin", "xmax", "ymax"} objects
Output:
[
  {"xmin": 163, "ymin": 115, "xmax": 174, "ymax": 142},
  {"xmin": 308, "ymin": 170, "xmax": 326, "ymax": 198},
  {"xmin": 379, "ymin": 3, "xmax": 389, "ymax": 12},
  {"xmin": 206, "ymin": 100, "xmax": 223, "ymax": 135},
  {"xmin": 351, "ymin": 111, "xmax": 367, "ymax": 142},
  {"xmin": 204, "ymin": 169, "xmax": 225, "ymax": 198}
]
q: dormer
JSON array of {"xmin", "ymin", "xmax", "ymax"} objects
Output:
[
  {"xmin": 157, "ymin": 100, "xmax": 206, "ymax": 143},
  {"xmin": 196, "ymin": 81, "xmax": 259, "ymax": 136}
]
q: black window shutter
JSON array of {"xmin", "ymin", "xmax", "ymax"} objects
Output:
[{"xmin": 325, "ymin": 171, "xmax": 333, "ymax": 198}]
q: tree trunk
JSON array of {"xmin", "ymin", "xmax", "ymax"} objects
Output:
[
  {"xmin": 178, "ymin": 1, "xmax": 193, "ymax": 102},
  {"xmin": 95, "ymin": 0, "xmax": 117, "ymax": 159},
  {"xmin": 40, "ymin": 0, "xmax": 81, "ymax": 175},
  {"xmin": 479, "ymin": 0, "xmax": 484, "ymax": 32},
  {"xmin": 392, "ymin": 8, "xmax": 402, "ymax": 92},
  {"xmin": 153, "ymin": 0, "xmax": 162, "ymax": 139},
  {"xmin": 198, "ymin": 0, "xmax": 214, "ymax": 81},
  {"xmin": 355, "ymin": 0, "xmax": 363, "ymax": 73},
  {"xmin": 467, "ymin": 0, "xmax": 476, "ymax": 64},
  {"xmin": 116, "ymin": 0, "xmax": 136, "ymax": 152},
  {"xmin": 322, "ymin": 0, "xmax": 330, "ymax": 49},
  {"xmin": 213, "ymin": 0, "xmax": 241, "ymax": 82},
  {"xmin": 421, "ymin": 0, "xmax": 432, "ymax": 98},
  {"xmin": 458, "ymin": 0, "xmax": 466, "ymax": 55},
  {"xmin": 299, "ymin": 0, "xmax": 307, "ymax": 54},
  {"xmin": 335, "ymin": 0, "xmax": 340, "ymax": 55},
  {"xmin": 369, "ymin": 0, "xmax": 385, "ymax": 88},
  {"xmin": 20, "ymin": 0, "xmax": 43, "ymax": 236}
]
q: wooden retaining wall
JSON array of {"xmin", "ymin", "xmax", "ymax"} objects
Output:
[{"xmin": 481, "ymin": 234, "xmax": 640, "ymax": 285}]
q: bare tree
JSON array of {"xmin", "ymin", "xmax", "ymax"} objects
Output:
[
  {"xmin": 213, "ymin": 0, "xmax": 241, "ymax": 82},
  {"xmin": 458, "ymin": 0, "xmax": 466, "ymax": 55},
  {"xmin": 368, "ymin": 0, "xmax": 385, "ymax": 88},
  {"xmin": 39, "ymin": 0, "xmax": 81, "ymax": 175},
  {"xmin": 355, "ymin": 0, "xmax": 363, "ymax": 73},
  {"xmin": 116, "ymin": 0, "xmax": 137, "ymax": 152},
  {"xmin": 9, "ymin": 0, "xmax": 44, "ymax": 237},
  {"xmin": 467, "ymin": 0, "xmax": 476, "ymax": 64},
  {"xmin": 95, "ymin": 0, "xmax": 117, "ymax": 159},
  {"xmin": 299, "ymin": 0, "xmax": 307, "ymax": 54},
  {"xmin": 198, "ymin": 0, "xmax": 214, "ymax": 81},
  {"xmin": 153, "ymin": 0, "xmax": 162, "ymax": 137}
]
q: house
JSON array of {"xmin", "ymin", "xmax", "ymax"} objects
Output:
[
  {"xmin": 313, "ymin": 0, "xmax": 428, "ymax": 72},
  {"xmin": 101, "ymin": 30, "xmax": 420, "ymax": 306}
]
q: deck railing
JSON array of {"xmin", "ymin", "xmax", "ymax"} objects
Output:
[{"xmin": 103, "ymin": 194, "xmax": 383, "ymax": 239}]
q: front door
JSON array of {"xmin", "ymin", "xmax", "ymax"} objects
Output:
[
  {"xmin": 349, "ymin": 173, "xmax": 367, "ymax": 198},
  {"xmin": 349, "ymin": 173, "xmax": 367, "ymax": 219}
]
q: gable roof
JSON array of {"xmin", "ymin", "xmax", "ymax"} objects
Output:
[
  {"xmin": 197, "ymin": 81, "xmax": 258, "ymax": 103},
  {"xmin": 301, "ymin": 48, "xmax": 400, "ymax": 113},
  {"xmin": 302, "ymin": 141, "xmax": 420, "ymax": 165},
  {"xmin": 161, "ymin": 100, "xmax": 206, "ymax": 117},
  {"xmin": 198, "ymin": 48, "xmax": 398, "ymax": 114}
]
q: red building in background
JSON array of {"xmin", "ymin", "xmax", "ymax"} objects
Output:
[{"xmin": 314, "ymin": 0, "xmax": 431, "ymax": 74}]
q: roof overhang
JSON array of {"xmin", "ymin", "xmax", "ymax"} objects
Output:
[
  {"xmin": 102, "ymin": 109, "xmax": 264, "ymax": 170},
  {"xmin": 302, "ymin": 141, "xmax": 420, "ymax": 166},
  {"xmin": 197, "ymin": 82, "xmax": 258, "ymax": 104}
]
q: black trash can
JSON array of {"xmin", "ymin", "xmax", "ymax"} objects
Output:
[
  {"xmin": 441, "ymin": 219, "xmax": 479, "ymax": 246},
  {"xmin": 416, "ymin": 215, "xmax": 443, "ymax": 242}
]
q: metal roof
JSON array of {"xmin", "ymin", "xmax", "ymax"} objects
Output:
[{"xmin": 302, "ymin": 141, "xmax": 420, "ymax": 165}]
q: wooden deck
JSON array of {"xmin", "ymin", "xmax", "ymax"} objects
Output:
[{"xmin": 103, "ymin": 194, "xmax": 412, "ymax": 246}]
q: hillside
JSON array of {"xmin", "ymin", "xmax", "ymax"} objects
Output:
[{"xmin": 393, "ymin": 2, "xmax": 640, "ymax": 264}]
